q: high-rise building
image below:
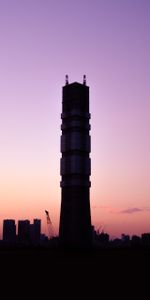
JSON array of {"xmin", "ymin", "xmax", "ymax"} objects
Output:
[
  {"xmin": 59, "ymin": 76, "xmax": 92, "ymax": 247},
  {"xmin": 33, "ymin": 219, "xmax": 41, "ymax": 242},
  {"xmin": 18, "ymin": 220, "xmax": 30, "ymax": 242},
  {"xmin": 3, "ymin": 219, "xmax": 16, "ymax": 242}
]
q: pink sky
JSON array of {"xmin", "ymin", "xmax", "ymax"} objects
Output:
[{"xmin": 0, "ymin": 0, "xmax": 150, "ymax": 239}]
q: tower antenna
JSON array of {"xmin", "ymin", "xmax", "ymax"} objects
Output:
[
  {"xmin": 83, "ymin": 75, "xmax": 86, "ymax": 85},
  {"xmin": 65, "ymin": 75, "xmax": 69, "ymax": 85}
]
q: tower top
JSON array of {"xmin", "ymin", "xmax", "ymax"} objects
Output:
[{"xmin": 65, "ymin": 75, "xmax": 88, "ymax": 87}]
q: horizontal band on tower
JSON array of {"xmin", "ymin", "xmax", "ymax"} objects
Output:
[
  {"xmin": 60, "ymin": 180, "xmax": 91, "ymax": 187},
  {"xmin": 61, "ymin": 110, "xmax": 91, "ymax": 119},
  {"xmin": 61, "ymin": 123, "xmax": 91, "ymax": 131}
]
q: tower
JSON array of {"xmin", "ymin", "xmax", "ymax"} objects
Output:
[{"xmin": 59, "ymin": 76, "xmax": 92, "ymax": 247}]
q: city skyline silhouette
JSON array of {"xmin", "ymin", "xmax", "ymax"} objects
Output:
[{"xmin": 0, "ymin": 0, "xmax": 150, "ymax": 239}]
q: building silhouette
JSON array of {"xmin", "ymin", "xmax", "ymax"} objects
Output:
[
  {"xmin": 131, "ymin": 235, "xmax": 141, "ymax": 247},
  {"xmin": 32, "ymin": 219, "xmax": 41, "ymax": 243},
  {"xmin": 18, "ymin": 220, "xmax": 30, "ymax": 242},
  {"xmin": 121, "ymin": 234, "xmax": 130, "ymax": 243},
  {"xmin": 141, "ymin": 233, "xmax": 150, "ymax": 246},
  {"xmin": 3, "ymin": 219, "xmax": 16, "ymax": 242},
  {"xmin": 59, "ymin": 76, "xmax": 92, "ymax": 247},
  {"xmin": 18, "ymin": 219, "xmax": 41, "ymax": 243}
]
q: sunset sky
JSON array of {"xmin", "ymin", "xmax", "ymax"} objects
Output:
[{"xmin": 0, "ymin": 0, "xmax": 150, "ymax": 239}]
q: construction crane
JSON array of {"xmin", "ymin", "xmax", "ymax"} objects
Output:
[
  {"xmin": 97, "ymin": 224, "xmax": 107, "ymax": 235},
  {"xmin": 45, "ymin": 210, "xmax": 54, "ymax": 239}
]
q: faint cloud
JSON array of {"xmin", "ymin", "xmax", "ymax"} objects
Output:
[
  {"xmin": 92, "ymin": 205, "xmax": 150, "ymax": 215},
  {"xmin": 120, "ymin": 208, "xmax": 143, "ymax": 214}
]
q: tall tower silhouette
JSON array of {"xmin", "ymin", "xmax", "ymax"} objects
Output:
[{"xmin": 59, "ymin": 76, "xmax": 92, "ymax": 247}]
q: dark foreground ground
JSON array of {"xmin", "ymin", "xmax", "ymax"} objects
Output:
[{"xmin": 0, "ymin": 247, "xmax": 149, "ymax": 296}]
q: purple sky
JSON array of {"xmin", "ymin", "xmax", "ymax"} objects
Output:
[{"xmin": 0, "ymin": 0, "xmax": 150, "ymax": 238}]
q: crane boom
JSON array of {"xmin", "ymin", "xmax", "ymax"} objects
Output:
[{"xmin": 45, "ymin": 210, "xmax": 54, "ymax": 239}]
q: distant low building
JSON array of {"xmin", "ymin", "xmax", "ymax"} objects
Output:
[
  {"xmin": 121, "ymin": 234, "xmax": 130, "ymax": 243},
  {"xmin": 40, "ymin": 234, "xmax": 48, "ymax": 242},
  {"xmin": 141, "ymin": 233, "xmax": 150, "ymax": 246},
  {"xmin": 131, "ymin": 235, "xmax": 141, "ymax": 247},
  {"xmin": 98, "ymin": 231, "xmax": 109, "ymax": 244},
  {"xmin": 93, "ymin": 230, "xmax": 109, "ymax": 247}
]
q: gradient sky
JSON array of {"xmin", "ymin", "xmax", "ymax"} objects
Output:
[{"xmin": 0, "ymin": 0, "xmax": 150, "ymax": 239}]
